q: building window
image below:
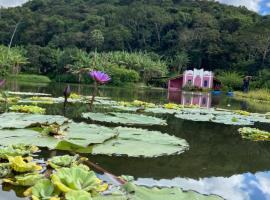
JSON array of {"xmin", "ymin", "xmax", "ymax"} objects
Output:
[
  {"xmin": 188, "ymin": 80, "xmax": 192, "ymax": 84},
  {"xmin": 204, "ymin": 80, "xmax": 208, "ymax": 87}
]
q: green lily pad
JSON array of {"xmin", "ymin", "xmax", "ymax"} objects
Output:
[
  {"xmin": 92, "ymin": 127, "xmax": 189, "ymax": 157},
  {"xmin": 82, "ymin": 112, "xmax": 167, "ymax": 126},
  {"xmin": 7, "ymin": 91, "xmax": 51, "ymax": 96},
  {"xmin": 0, "ymin": 122, "xmax": 118, "ymax": 150},
  {"xmin": 0, "ymin": 112, "xmax": 68, "ymax": 129},
  {"xmin": 123, "ymin": 182, "xmax": 223, "ymax": 200}
]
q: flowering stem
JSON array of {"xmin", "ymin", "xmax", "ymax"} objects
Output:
[{"xmin": 89, "ymin": 81, "xmax": 98, "ymax": 111}]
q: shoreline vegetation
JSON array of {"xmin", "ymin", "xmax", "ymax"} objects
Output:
[{"xmin": 234, "ymin": 90, "xmax": 270, "ymax": 102}]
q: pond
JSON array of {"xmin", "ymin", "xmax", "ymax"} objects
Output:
[{"xmin": 1, "ymin": 80, "xmax": 270, "ymax": 200}]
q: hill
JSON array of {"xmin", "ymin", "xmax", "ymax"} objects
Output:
[{"xmin": 0, "ymin": 0, "xmax": 270, "ymax": 86}]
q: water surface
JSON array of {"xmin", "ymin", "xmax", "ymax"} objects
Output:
[{"xmin": 2, "ymin": 81, "xmax": 270, "ymax": 200}]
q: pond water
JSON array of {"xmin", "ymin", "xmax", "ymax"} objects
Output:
[{"xmin": 2, "ymin": 81, "xmax": 270, "ymax": 200}]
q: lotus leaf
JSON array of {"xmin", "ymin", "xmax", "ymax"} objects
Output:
[
  {"xmin": 0, "ymin": 163, "xmax": 12, "ymax": 178},
  {"xmin": 65, "ymin": 190, "xmax": 92, "ymax": 200},
  {"xmin": 9, "ymin": 105, "xmax": 46, "ymax": 114},
  {"xmin": 0, "ymin": 113, "xmax": 68, "ymax": 129},
  {"xmin": 238, "ymin": 127, "xmax": 270, "ymax": 141},
  {"xmin": 92, "ymin": 127, "xmax": 189, "ymax": 157},
  {"xmin": 82, "ymin": 112, "xmax": 167, "ymax": 126},
  {"xmin": 8, "ymin": 156, "xmax": 42, "ymax": 173},
  {"xmin": 122, "ymin": 182, "xmax": 223, "ymax": 200},
  {"xmin": 3, "ymin": 173, "xmax": 44, "ymax": 186},
  {"xmin": 30, "ymin": 179, "xmax": 60, "ymax": 200},
  {"xmin": 51, "ymin": 167, "xmax": 105, "ymax": 193}
]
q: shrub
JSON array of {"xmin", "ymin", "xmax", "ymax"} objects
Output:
[{"xmin": 216, "ymin": 71, "xmax": 243, "ymax": 91}]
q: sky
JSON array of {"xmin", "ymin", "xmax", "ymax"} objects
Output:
[{"xmin": 0, "ymin": 0, "xmax": 270, "ymax": 15}]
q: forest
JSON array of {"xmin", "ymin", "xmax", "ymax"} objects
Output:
[{"xmin": 0, "ymin": 0, "xmax": 270, "ymax": 88}]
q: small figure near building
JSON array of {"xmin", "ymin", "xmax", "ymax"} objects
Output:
[{"xmin": 242, "ymin": 76, "xmax": 252, "ymax": 93}]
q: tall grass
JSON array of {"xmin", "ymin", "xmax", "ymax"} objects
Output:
[
  {"xmin": 234, "ymin": 89, "xmax": 270, "ymax": 102},
  {"xmin": 8, "ymin": 74, "xmax": 51, "ymax": 83}
]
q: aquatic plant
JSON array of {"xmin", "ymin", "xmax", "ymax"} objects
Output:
[
  {"xmin": 234, "ymin": 110, "xmax": 250, "ymax": 116},
  {"xmin": 47, "ymin": 155, "xmax": 81, "ymax": 169},
  {"xmin": 51, "ymin": 166, "xmax": 108, "ymax": 193},
  {"xmin": 3, "ymin": 173, "xmax": 44, "ymax": 186},
  {"xmin": 90, "ymin": 71, "xmax": 111, "ymax": 84},
  {"xmin": 0, "ymin": 79, "xmax": 5, "ymax": 87},
  {"xmin": 8, "ymin": 156, "xmax": 42, "ymax": 173},
  {"xmin": 238, "ymin": 127, "xmax": 270, "ymax": 141},
  {"xmin": 69, "ymin": 93, "xmax": 81, "ymax": 99},
  {"xmin": 29, "ymin": 179, "xmax": 60, "ymax": 200},
  {"xmin": 9, "ymin": 105, "xmax": 46, "ymax": 114}
]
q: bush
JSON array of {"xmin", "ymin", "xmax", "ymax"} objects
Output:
[
  {"xmin": 106, "ymin": 66, "xmax": 140, "ymax": 86},
  {"xmin": 216, "ymin": 71, "xmax": 243, "ymax": 91}
]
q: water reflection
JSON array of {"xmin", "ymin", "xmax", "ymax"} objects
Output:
[
  {"xmin": 135, "ymin": 171, "xmax": 270, "ymax": 200},
  {"xmin": 168, "ymin": 91, "xmax": 214, "ymax": 108}
]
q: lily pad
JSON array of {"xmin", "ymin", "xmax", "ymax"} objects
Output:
[
  {"xmin": 0, "ymin": 122, "xmax": 118, "ymax": 150},
  {"xmin": 92, "ymin": 127, "xmax": 189, "ymax": 157},
  {"xmin": 0, "ymin": 113, "xmax": 69, "ymax": 129},
  {"xmin": 123, "ymin": 182, "xmax": 223, "ymax": 200},
  {"xmin": 82, "ymin": 112, "xmax": 167, "ymax": 126},
  {"xmin": 7, "ymin": 91, "xmax": 51, "ymax": 96}
]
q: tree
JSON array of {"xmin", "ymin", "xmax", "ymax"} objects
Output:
[{"xmin": 173, "ymin": 52, "xmax": 190, "ymax": 73}]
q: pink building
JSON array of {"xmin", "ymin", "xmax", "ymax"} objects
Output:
[{"xmin": 168, "ymin": 69, "xmax": 220, "ymax": 91}]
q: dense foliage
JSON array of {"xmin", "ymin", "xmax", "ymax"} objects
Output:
[{"xmin": 0, "ymin": 0, "xmax": 270, "ymax": 87}]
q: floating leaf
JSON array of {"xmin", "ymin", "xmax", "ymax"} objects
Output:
[
  {"xmin": 92, "ymin": 127, "xmax": 189, "ymax": 157},
  {"xmin": 48, "ymin": 155, "xmax": 79, "ymax": 169},
  {"xmin": 8, "ymin": 156, "xmax": 42, "ymax": 173},
  {"xmin": 82, "ymin": 112, "xmax": 167, "ymax": 126},
  {"xmin": 123, "ymin": 183, "xmax": 223, "ymax": 200},
  {"xmin": 0, "ymin": 113, "xmax": 68, "ymax": 129},
  {"xmin": 51, "ymin": 167, "xmax": 104, "ymax": 193},
  {"xmin": 0, "ymin": 144, "xmax": 38, "ymax": 159},
  {"xmin": 0, "ymin": 163, "xmax": 12, "ymax": 178},
  {"xmin": 238, "ymin": 127, "xmax": 270, "ymax": 141},
  {"xmin": 3, "ymin": 173, "xmax": 44, "ymax": 186},
  {"xmin": 9, "ymin": 105, "xmax": 46, "ymax": 114},
  {"xmin": 7, "ymin": 91, "xmax": 51, "ymax": 96},
  {"xmin": 31, "ymin": 179, "xmax": 58, "ymax": 200},
  {"xmin": 65, "ymin": 190, "xmax": 92, "ymax": 200}
]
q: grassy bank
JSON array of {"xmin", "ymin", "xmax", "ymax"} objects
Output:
[
  {"xmin": 234, "ymin": 90, "xmax": 270, "ymax": 102},
  {"xmin": 8, "ymin": 74, "xmax": 51, "ymax": 83}
]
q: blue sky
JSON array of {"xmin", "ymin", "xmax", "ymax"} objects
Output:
[
  {"xmin": 260, "ymin": 0, "xmax": 270, "ymax": 15},
  {"xmin": 0, "ymin": 0, "xmax": 270, "ymax": 15},
  {"xmin": 216, "ymin": 0, "xmax": 270, "ymax": 15}
]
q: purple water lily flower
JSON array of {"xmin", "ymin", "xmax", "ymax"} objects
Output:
[
  {"xmin": 0, "ymin": 80, "xmax": 5, "ymax": 87},
  {"xmin": 90, "ymin": 71, "xmax": 111, "ymax": 84}
]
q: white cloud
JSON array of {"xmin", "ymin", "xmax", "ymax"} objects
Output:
[
  {"xmin": 0, "ymin": 0, "xmax": 28, "ymax": 8},
  {"xmin": 266, "ymin": 2, "xmax": 270, "ymax": 8},
  {"xmin": 216, "ymin": 0, "xmax": 262, "ymax": 12}
]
